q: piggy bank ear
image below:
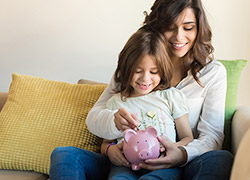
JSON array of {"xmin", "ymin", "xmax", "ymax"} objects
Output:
[
  {"xmin": 123, "ymin": 129, "xmax": 137, "ymax": 143},
  {"xmin": 145, "ymin": 126, "xmax": 158, "ymax": 137}
]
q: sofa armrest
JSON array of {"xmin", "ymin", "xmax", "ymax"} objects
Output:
[
  {"xmin": 230, "ymin": 125, "xmax": 250, "ymax": 180},
  {"xmin": 231, "ymin": 106, "xmax": 250, "ymax": 154},
  {"xmin": 0, "ymin": 92, "xmax": 8, "ymax": 112}
]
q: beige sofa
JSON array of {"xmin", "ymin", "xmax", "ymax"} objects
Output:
[{"xmin": 0, "ymin": 79, "xmax": 250, "ymax": 180}]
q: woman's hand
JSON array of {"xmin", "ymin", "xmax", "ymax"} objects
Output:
[
  {"xmin": 107, "ymin": 142, "xmax": 130, "ymax": 167},
  {"xmin": 139, "ymin": 136, "xmax": 187, "ymax": 170},
  {"xmin": 114, "ymin": 108, "xmax": 139, "ymax": 131}
]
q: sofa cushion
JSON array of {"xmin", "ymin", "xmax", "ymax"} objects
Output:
[
  {"xmin": 0, "ymin": 73, "xmax": 107, "ymax": 175},
  {"xmin": 78, "ymin": 79, "xmax": 106, "ymax": 85},
  {"xmin": 218, "ymin": 59, "xmax": 247, "ymax": 151},
  {"xmin": 0, "ymin": 169, "xmax": 49, "ymax": 180}
]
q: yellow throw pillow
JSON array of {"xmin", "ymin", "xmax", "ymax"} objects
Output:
[{"xmin": 0, "ymin": 73, "xmax": 107, "ymax": 175}]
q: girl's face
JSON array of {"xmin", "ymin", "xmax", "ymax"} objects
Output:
[
  {"xmin": 164, "ymin": 8, "xmax": 197, "ymax": 59},
  {"xmin": 130, "ymin": 55, "xmax": 161, "ymax": 97}
]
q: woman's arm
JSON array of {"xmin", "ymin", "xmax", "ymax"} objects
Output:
[
  {"xmin": 86, "ymin": 76, "xmax": 121, "ymax": 139},
  {"xmin": 184, "ymin": 61, "xmax": 227, "ymax": 163},
  {"xmin": 86, "ymin": 75, "xmax": 138, "ymax": 139},
  {"xmin": 139, "ymin": 136, "xmax": 186, "ymax": 170},
  {"xmin": 175, "ymin": 114, "xmax": 194, "ymax": 147}
]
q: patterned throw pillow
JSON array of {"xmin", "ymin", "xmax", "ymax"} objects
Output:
[{"xmin": 0, "ymin": 73, "xmax": 107, "ymax": 174}]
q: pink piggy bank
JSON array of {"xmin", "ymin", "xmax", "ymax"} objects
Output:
[{"xmin": 123, "ymin": 126, "xmax": 160, "ymax": 170}]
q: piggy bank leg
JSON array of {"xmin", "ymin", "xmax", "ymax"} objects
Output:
[{"xmin": 132, "ymin": 164, "xmax": 141, "ymax": 171}]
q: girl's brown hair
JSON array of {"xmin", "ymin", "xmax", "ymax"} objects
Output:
[
  {"xmin": 144, "ymin": 0, "xmax": 214, "ymax": 85},
  {"xmin": 114, "ymin": 28, "xmax": 173, "ymax": 98}
]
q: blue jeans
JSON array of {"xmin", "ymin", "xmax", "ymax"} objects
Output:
[
  {"xmin": 183, "ymin": 150, "xmax": 234, "ymax": 180},
  {"xmin": 49, "ymin": 146, "xmax": 111, "ymax": 180},
  {"xmin": 49, "ymin": 147, "xmax": 233, "ymax": 180},
  {"xmin": 108, "ymin": 165, "xmax": 182, "ymax": 180}
]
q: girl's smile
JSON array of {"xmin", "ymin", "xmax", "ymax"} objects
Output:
[
  {"xmin": 130, "ymin": 55, "xmax": 161, "ymax": 97},
  {"xmin": 136, "ymin": 82, "xmax": 152, "ymax": 90}
]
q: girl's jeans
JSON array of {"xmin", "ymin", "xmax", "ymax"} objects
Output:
[
  {"xmin": 108, "ymin": 165, "xmax": 181, "ymax": 180},
  {"xmin": 49, "ymin": 146, "xmax": 111, "ymax": 180},
  {"xmin": 49, "ymin": 146, "xmax": 233, "ymax": 180}
]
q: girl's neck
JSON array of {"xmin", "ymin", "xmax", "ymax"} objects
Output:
[{"xmin": 129, "ymin": 90, "xmax": 154, "ymax": 98}]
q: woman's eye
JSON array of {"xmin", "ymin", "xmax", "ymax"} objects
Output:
[
  {"xmin": 184, "ymin": 27, "xmax": 193, "ymax": 31},
  {"xmin": 184, "ymin": 25, "xmax": 196, "ymax": 31},
  {"xmin": 151, "ymin": 71, "xmax": 159, "ymax": 74}
]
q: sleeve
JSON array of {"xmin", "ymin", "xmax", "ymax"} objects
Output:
[
  {"xmin": 106, "ymin": 96, "xmax": 114, "ymax": 110},
  {"xmin": 183, "ymin": 62, "xmax": 227, "ymax": 163},
  {"xmin": 167, "ymin": 88, "xmax": 189, "ymax": 119},
  {"xmin": 106, "ymin": 94, "xmax": 119, "ymax": 111},
  {"xmin": 86, "ymin": 75, "xmax": 123, "ymax": 139}
]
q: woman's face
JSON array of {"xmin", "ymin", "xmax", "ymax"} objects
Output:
[{"xmin": 164, "ymin": 8, "xmax": 197, "ymax": 59}]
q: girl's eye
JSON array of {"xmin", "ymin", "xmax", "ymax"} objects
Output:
[
  {"xmin": 151, "ymin": 71, "xmax": 159, "ymax": 74},
  {"xmin": 135, "ymin": 71, "xmax": 142, "ymax": 74}
]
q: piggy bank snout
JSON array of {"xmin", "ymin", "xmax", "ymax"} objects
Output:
[
  {"xmin": 138, "ymin": 149, "xmax": 152, "ymax": 160},
  {"xmin": 123, "ymin": 126, "xmax": 160, "ymax": 171}
]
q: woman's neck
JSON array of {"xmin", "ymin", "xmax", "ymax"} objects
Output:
[{"xmin": 170, "ymin": 57, "xmax": 188, "ymax": 87}]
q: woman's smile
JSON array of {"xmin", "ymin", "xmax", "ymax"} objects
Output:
[
  {"xmin": 171, "ymin": 42, "xmax": 188, "ymax": 50},
  {"xmin": 164, "ymin": 8, "xmax": 197, "ymax": 58}
]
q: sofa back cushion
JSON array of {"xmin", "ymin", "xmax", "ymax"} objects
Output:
[{"xmin": 218, "ymin": 59, "xmax": 247, "ymax": 151}]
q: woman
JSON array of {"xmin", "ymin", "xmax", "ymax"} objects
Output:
[
  {"xmin": 86, "ymin": 0, "xmax": 233, "ymax": 179},
  {"xmin": 50, "ymin": 0, "xmax": 233, "ymax": 179}
]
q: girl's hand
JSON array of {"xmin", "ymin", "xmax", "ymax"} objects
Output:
[
  {"xmin": 139, "ymin": 136, "xmax": 186, "ymax": 170},
  {"xmin": 107, "ymin": 142, "xmax": 130, "ymax": 167},
  {"xmin": 114, "ymin": 108, "xmax": 139, "ymax": 131}
]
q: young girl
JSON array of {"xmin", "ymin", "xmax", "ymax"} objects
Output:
[{"xmin": 101, "ymin": 28, "xmax": 193, "ymax": 180}]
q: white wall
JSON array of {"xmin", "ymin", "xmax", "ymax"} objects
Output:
[
  {"xmin": 0, "ymin": 0, "xmax": 249, "ymax": 107},
  {"xmin": 203, "ymin": 0, "xmax": 250, "ymax": 107}
]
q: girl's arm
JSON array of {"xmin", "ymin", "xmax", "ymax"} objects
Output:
[
  {"xmin": 174, "ymin": 114, "xmax": 193, "ymax": 147},
  {"xmin": 101, "ymin": 139, "xmax": 130, "ymax": 167},
  {"xmin": 100, "ymin": 139, "xmax": 116, "ymax": 155}
]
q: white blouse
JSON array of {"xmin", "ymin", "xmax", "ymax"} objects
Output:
[{"xmin": 86, "ymin": 59, "xmax": 227, "ymax": 163}]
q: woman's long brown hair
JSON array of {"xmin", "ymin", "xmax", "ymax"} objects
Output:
[{"xmin": 144, "ymin": 0, "xmax": 214, "ymax": 86}]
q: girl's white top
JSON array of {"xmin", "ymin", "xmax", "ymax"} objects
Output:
[
  {"xmin": 86, "ymin": 59, "xmax": 227, "ymax": 163},
  {"xmin": 107, "ymin": 88, "xmax": 189, "ymax": 144}
]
